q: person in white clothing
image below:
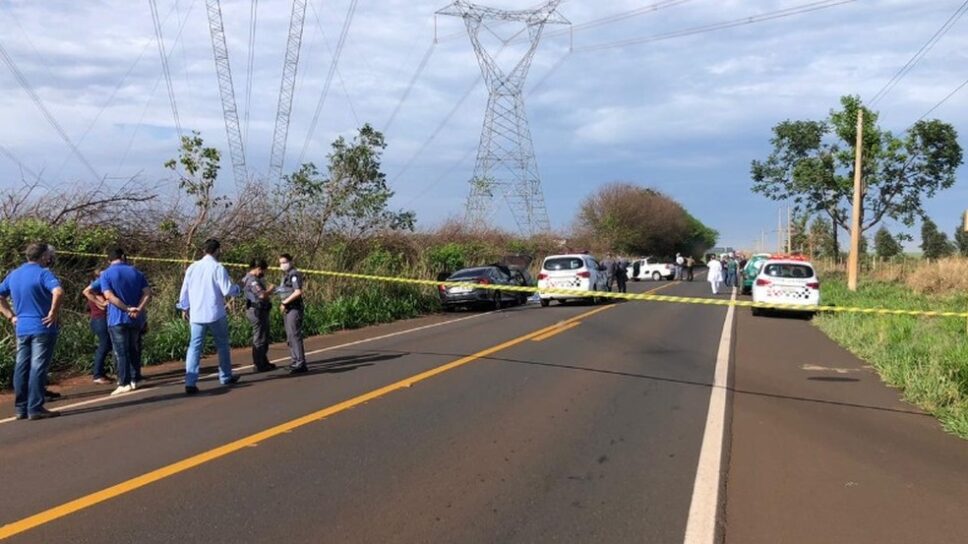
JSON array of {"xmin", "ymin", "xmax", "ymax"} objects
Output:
[
  {"xmin": 706, "ymin": 256, "xmax": 724, "ymax": 295},
  {"xmin": 177, "ymin": 239, "xmax": 242, "ymax": 395}
]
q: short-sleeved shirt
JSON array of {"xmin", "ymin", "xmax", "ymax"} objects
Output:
[
  {"xmin": 0, "ymin": 262, "xmax": 62, "ymax": 336},
  {"xmin": 242, "ymin": 273, "xmax": 271, "ymax": 311},
  {"xmin": 87, "ymin": 279, "xmax": 107, "ymax": 320},
  {"xmin": 278, "ymin": 268, "xmax": 305, "ymax": 310},
  {"xmin": 99, "ymin": 263, "xmax": 149, "ymax": 327}
]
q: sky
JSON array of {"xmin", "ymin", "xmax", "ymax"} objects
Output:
[{"xmin": 1, "ymin": 0, "xmax": 967, "ymax": 251}]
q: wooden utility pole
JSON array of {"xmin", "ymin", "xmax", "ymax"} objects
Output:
[
  {"xmin": 787, "ymin": 206, "xmax": 792, "ymax": 253},
  {"xmin": 847, "ymin": 109, "xmax": 864, "ymax": 291},
  {"xmin": 777, "ymin": 208, "xmax": 783, "ymax": 253}
]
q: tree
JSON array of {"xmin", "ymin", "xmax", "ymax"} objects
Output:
[
  {"xmin": 921, "ymin": 218, "xmax": 952, "ymax": 260},
  {"xmin": 790, "ymin": 213, "xmax": 809, "ymax": 253},
  {"xmin": 954, "ymin": 219, "xmax": 968, "ymax": 257},
  {"xmin": 277, "ymin": 124, "xmax": 415, "ymax": 254},
  {"xmin": 575, "ymin": 182, "xmax": 717, "ymax": 257},
  {"xmin": 751, "ymin": 95, "xmax": 963, "ymax": 251},
  {"xmin": 165, "ymin": 131, "xmax": 227, "ymax": 257},
  {"xmin": 874, "ymin": 226, "xmax": 902, "ymax": 259},
  {"xmin": 807, "ymin": 217, "xmax": 838, "ymax": 258}
]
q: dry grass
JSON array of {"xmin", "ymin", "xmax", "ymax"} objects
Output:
[{"xmin": 904, "ymin": 258, "xmax": 968, "ymax": 295}]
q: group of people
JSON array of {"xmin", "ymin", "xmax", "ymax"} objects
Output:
[
  {"xmin": 0, "ymin": 239, "xmax": 311, "ymax": 420},
  {"xmin": 705, "ymin": 253, "xmax": 747, "ymax": 295},
  {"xmin": 674, "ymin": 253, "xmax": 697, "ymax": 281},
  {"xmin": 600, "ymin": 254, "xmax": 631, "ymax": 294}
]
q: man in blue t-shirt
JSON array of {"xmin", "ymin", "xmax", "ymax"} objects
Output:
[
  {"xmin": 98, "ymin": 246, "xmax": 152, "ymax": 396},
  {"xmin": 0, "ymin": 243, "xmax": 64, "ymax": 420}
]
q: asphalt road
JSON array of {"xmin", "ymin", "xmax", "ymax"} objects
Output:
[{"xmin": 1, "ymin": 278, "xmax": 966, "ymax": 543}]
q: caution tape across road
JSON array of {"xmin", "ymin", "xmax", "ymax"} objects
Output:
[{"xmin": 59, "ymin": 251, "xmax": 968, "ymax": 319}]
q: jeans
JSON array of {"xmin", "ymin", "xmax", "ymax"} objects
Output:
[
  {"xmin": 109, "ymin": 324, "xmax": 143, "ymax": 386},
  {"xmin": 14, "ymin": 333, "xmax": 57, "ymax": 416},
  {"xmin": 725, "ymin": 271, "xmax": 736, "ymax": 287},
  {"xmin": 90, "ymin": 317, "xmax": 112, "ymax": 379},
  {"xmin": 185, "ymin": 316, "xmax": 234, "ymax": 386},
  {"xmin": 246, "ymin": 307, "xmax": 271, "ymax": 370}
]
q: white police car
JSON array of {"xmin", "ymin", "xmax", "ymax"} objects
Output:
[
  {"xmin": 537, "ymin": 254, "xmax": 608, "ymax": 307},
  {"xmin": 751, "ymin": 258, "xmax": 820, "ymax": 316}
]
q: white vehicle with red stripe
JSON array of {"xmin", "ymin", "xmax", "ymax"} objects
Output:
[
  {"xmin": 537, "ymin": 254, "xmax": 608, "ymax": 307},
  {"xmin": 751, "ymin": 258, "xmax": 820, "ymax": 316}
]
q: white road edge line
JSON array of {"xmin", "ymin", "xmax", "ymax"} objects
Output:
[
  {"xmin": 683, "ymin": 287, "xmax": 736, "ymax": 544},
  {"xmin": 0, "ymin": 309, "xmax": 501, "ymax": 425}
]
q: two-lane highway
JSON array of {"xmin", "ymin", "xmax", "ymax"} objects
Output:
[{"xmin": 0, "ymin": 279, "xmax": 733, "ymax": 543}]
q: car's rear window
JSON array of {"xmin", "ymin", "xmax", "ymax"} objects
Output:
[
  {"xmin": 449, "ymin": 268, "xmax": 489, "ymax": 280},
  {"xmin": 544, "ymin": 258, "xmax": 584, "ymax": 271},
  {"xmin": 763, "ymin": 263, "xmax": 814, "ymax": 279}
]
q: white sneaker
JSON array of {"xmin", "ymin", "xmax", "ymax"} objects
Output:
[
  {"xmin": 111, "ymin": 384, "xmax": 133, "ymax": 396},
  {"xmin": 131, "ymin": 380, "xmax": 144, "ymax": 390}
]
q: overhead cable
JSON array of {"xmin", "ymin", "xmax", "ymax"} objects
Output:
[
  {"xmin": 869, "ymin": 0, "xmax": 968, "ymax": 105},
  {"xmin": 573, "ymin": 0, "xmax": 857, "ymax": 53},
  {"xmin": 0, "ymin": 39, "xmax": 102, "ymax": 182},
  {"xmin": 148, "ymin": 0, "xmax": 183, "ymax": 138},
  {"xmin": 298, "ymin": 0, "xmax": 358, "ymax": 165}
]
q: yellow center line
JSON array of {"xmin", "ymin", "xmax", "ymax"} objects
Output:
[
  {"xmin": 531, "ymin": 321, "xmax": 582, "ymax": 342},
  {"xmin": 0, "ymin": 303, "xmax": 617, "ymax": 540}
]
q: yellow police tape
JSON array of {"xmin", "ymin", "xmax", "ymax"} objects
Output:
[{"xmin": 59, "ymin": 250, "xmax": 968, "ymax": 319}]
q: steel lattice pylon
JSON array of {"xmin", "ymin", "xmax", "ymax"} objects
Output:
[
  {"xmin": 206, "ymin": 0, "xmax": 247, "ymax": 187},
  {"xmin": 437, "ymin": 1, "xmax": 568, "ymax": 235}
]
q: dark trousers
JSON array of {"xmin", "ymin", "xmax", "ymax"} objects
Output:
[
  {"xmin": 90, "ymin": 317, "xmax": 112, "ymax": 379},
  {"xmin": 109, "ymin": 324, "xmax": 142, "ymax": 386},
  {"xmin": 616, "ymin": 274, "xmax": 628, "ymax": 294},
  {"xmin": 687, "ymin": 266, "xmax": 694, "ymax": 281},
  {"xmin": 14, "ymin": 333, "xmax": 57, "ymax": 416},
  {"xmin": 284, "ymin": 307, "xmax": 306, "ymax": 369},
  {"xmin": 246, "ymin": 307, "xmax": 271, "ymax": 370}
]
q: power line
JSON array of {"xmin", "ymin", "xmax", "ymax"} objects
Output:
[
  {"xmin": 267, "ymin": 0, "xmax": 307, "ymax": 184},
  {"xmin": 914, "ymin": 75, "xmax": 968, "ymax": 123},
  {"xmin": 870, "ymin": 0, "xmax": 968, "ymax": 106},
  {"xmin": 0, "ymin": 38, "xmax": 102, "ymax": 182},
  {"xmin": 148, "ymin": 0, "xmax": 183, "ymax": 138},
  {"xmin": 383, "ymin": 42, "xmax": 435, "ymax": 134},
  {"xmin": 306, "ymin": 0, "xmax": 360, "ymax": 127},
  {"xmin": 0, "ymin": 144, "xmax": 43, "ymax": 183},
  {"xmin": 573, "ymin": 0, "xmax": 857, "ymax": 53},
  {"xmin": 243, "ymin": 0, "xmax": 258, "ymax": 147},
  {"xmin": 298, "ymin": 0, "xmax": 358, "ymax": 165}
]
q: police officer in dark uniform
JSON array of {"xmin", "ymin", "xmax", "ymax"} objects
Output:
[
  {"xmin": 242, "ymin": 258, "xmax": 276, "ymax": 372},
  {"xmin": 277, "ymin": 253, "xmax": 307, "ymax": 374}
]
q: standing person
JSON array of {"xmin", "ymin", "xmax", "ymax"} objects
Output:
[
  {"xmin": 242, "ymin": 258, "xmax": 276, "ymax": 373},
  {"xmin": 707, "ymin": 255, "xmax": 724, "ymax": 295},
  {"xmin": 178, "ymin": 239, "xmax": 242, "ymax": 394},
  {"xmin": 686, "ymin": 256, "xmax": 696, "ymax": 281},
  {"xmin": 600, "ymin": 253, "xmax": 616, "ymax": 291},
  {"xmin": 277, "ymin": 253, "xmax": 307, "ymax": 374},
  {"xmin": 615, "ymin": 256, "xmax": 629, "ymax": 294},
  {"xmin": 99, "ymin": 247, "xmax": 152, "ymax": 395},
  {"xmin": 0, "ymin": 243, "xmax": 63, "ymax": 420},
  {"xmin": 675, "ymin": 253, "xmax": 685, "ymax": 281},
  {"xmin": 82, "ymin": 269, "xmax": 113, "ymax": 385},
  {"xmin": 725, "ymin": 257, "xmax": 738, "ymax": 288}
]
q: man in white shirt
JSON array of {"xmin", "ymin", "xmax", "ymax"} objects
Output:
[{"xmin": 178, "ymin": 239, "xmax": 242, "ymax": 394}]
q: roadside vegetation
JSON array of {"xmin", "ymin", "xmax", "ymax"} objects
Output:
[{"xmin": 814, "ymin": 260, "xmax": 968, "ymax": 439}]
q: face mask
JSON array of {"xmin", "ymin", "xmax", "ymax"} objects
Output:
[{"xmin": 280, "ymin": 262, "xmax": 292, "ymax": 272}]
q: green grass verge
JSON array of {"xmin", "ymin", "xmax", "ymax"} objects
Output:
[
  {"xmin": 814, "ymin": 275, "xmax": 968, "ymax": 438},
  {"xmin": 0, "ymin": 284, "xmax": 438, "ymax": 389}
]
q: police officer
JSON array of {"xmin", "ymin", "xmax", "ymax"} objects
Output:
[
  {"xmin": 242, "ymin": 258, "xmax": 276, "ymax": 372},
  {"xmin": 277, "ymin": 253, "xmax": 307, "ymax": 374}
]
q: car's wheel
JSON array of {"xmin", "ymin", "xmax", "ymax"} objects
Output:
[
  {"xmin": 493, "ymin": 292, "xmax": 503, "ymax": 310},
  {"xmin": 652, "ymin": 271, "xmax": 662, "ymax": 281},
  {"xmin": 540, "ymin": 298, "xmax": 550, "ymax": 307}
]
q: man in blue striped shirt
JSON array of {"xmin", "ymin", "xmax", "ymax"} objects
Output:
[{"xmin": 177, "ymin": 239, "xmax": 241, "ymax": 394}]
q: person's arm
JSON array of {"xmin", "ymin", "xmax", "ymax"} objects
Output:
[
  {"xmin": 281, "ymin": 274, "xmax": 303, "ymax": 306},
  {"xmin": 0, "ymin": 296, "xmax": 15, "ymax": 326},
  {"xmin": 83, "ymin": 284, "xmax": 109, "ymax": 310},
  {"xmin": 129, "ymin": 286, "xmax": 153, "ymax": 319},
  {"xmin": 42, "ymin": 287, "xmax": 64, "ymax": 327},
  {"xmin": 216, "ymin": 265, "xmax": 241, "ymax": 298},
  {"xmin": 177, "ymin": 267, "xmax": 192, "ymax": 313}
]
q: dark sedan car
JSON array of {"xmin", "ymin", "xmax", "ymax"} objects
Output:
[{"xmin": 438, "ymin": 266, "xmax": 523, "ymax": 310}]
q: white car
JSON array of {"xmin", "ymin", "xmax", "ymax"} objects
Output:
[
  {"xmin": 537, "ymin": 254, "xmax": 608, "ymax": 307},
  {"xmin": 751, "ymin": 259, "xmax": 820, "ymax": 316},
  {"xmin": 627, "ymin": 257, "xmax": 676, "ymax": 281}
]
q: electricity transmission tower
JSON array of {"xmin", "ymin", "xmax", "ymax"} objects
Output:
[
  {"xmin": 205, "ymin": 0, "xmax": 247, "ymax": 187},
  {"xmin": 268, "ymin": 0, "xmax": 307, "ymax": 184},
  {"xmin": 437, "ymin": 1, "xmax": 568, "ymax": 235}
]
